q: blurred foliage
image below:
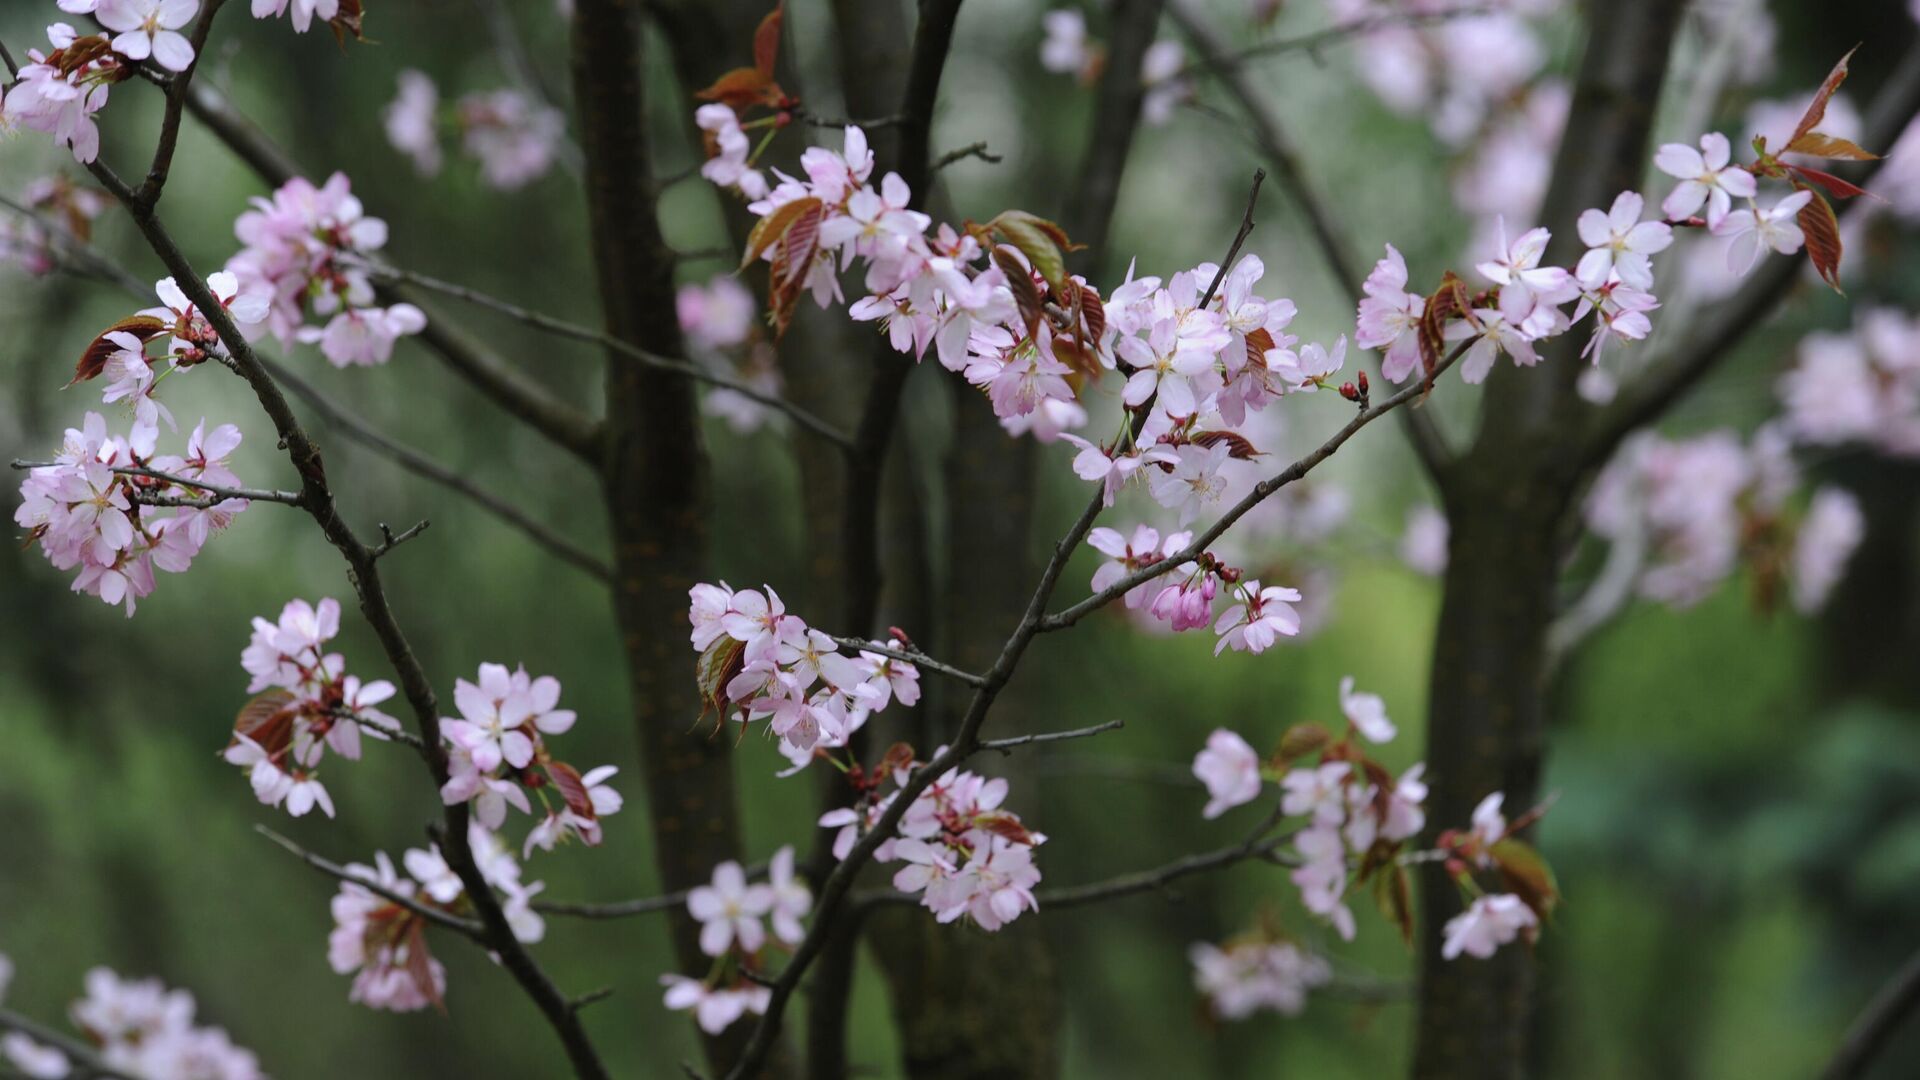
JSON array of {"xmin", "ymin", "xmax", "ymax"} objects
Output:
[{"xmin": 2, "ymin": 1, "xmax": 1919, "ymax": 1077}]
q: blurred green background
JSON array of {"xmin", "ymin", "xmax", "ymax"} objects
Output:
[{"xmin": 4, "ymin": 1, "xmax": 1920, "ymax": 1076}]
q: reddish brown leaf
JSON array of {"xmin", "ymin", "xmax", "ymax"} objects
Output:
[
  {"xmin": 1787, "ymin": 163, "xmax": 1875, "ymax": 202},
  {"xmin": 1243, "ymin": 327, "xmax": 1275, "ymax": 371},
  {"xmin": 994, "ymin": 247, "xmax": 1044, "ymax": 335},
  {"xmin": 974, "ymin": 812, "xmax": 1037, "ymax": 846},
  {"xmin": 1784, "ymin": 131, "xmax": 1878, "ymax": 162},
  {"xmin": 777, "ymin": 201, "xmax": 824, "ymax": 290},
  {"xmin": 696, "ymin": 66, "xmax": 778, "ymax": 110},
  {"xmin": 753, "ymin": 2, "xmax": 785, "ymax": 78},
  {"xmin": 545, "ymin": 759, "xmax": 596, "ymax": 820},
  {"xmin": 1371, "ymin": 863, "xmax": 1415, "ymax": 947},
  {"xmin": 1417, "ymin": 271, "xmax": 1471, "ymax": 393},
  {"xmin": 1189, "ymin": 430, "xmax": 1262, "ymax": 460},
  {"xmin": 1788, "ymin": 46, "xmax": 1859, "ymax": 149},
  {"xmin": 989, "ymin": 210, "xmax": 1072, "ymax": 291},
  {"xmin": 1796, "ymin": 186, "xmax": 1846, "ymax": 294},
  {"xmin": 739, "ymin": 195, "xmax": 821, "ymax": 270},
  {"xmin": 695, "ymin": 636, "xmax": 746, "ymax": 719},
  {"xmin": 233, "ymin": 689, "xmax": 297, "ymax": 755},
  {"xmin": 328, "ymin": 0, "xmax": 366, "ymax": 45},
  {"xmin": 69, "ymin": 315, "xmax": 166, "ymax": 386},
  {"xmin": 402, "ymin": 922, "xmax": 446, "ymax": 1014}
]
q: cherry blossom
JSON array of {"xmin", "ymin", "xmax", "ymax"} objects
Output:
[
  {"xmin": 688, "ymin": 860, "xmax": 774, "ymax": 957},
  {"xmin": 1193, "ymin": 728, "xmax": 1262, "ymax": 819},
  {"xmin": 1653, "ymin": 133, "xmax": 1757, "ymax": 227},
  {"xmin": 1, "ymin": 27, "xmax": 119, "ymax": 164},
  {"xmin": 1281, "ymin": 762, "xmax": 1351, "ymax": 827},
  {"xmin": 1086, "ymin": 524, "xmax": 1189, "ymax": 608},
  {"xmin": 327, "ymin": 852, "xmax": 446, "ymax": 1012},
  {"xmin": 250, "ymin": 0, "xmax": 340, "ymax": 34},
  {"xmin": 1355, "ymin": 244, "xmax": 1426, "ymax": 383},
  {"xmin": 1712, "ymin": 190, "xmax": 1813, "ymax": 274},
  {"xmin": 1475, "ymin": 219, "xmax": 1577, "ymax": 339},
  {"xmin": 1211, "ymin": 581, "xmax": 1304, "ymax": 655},
  {"xmin": 98, "ymin": 0, "xmax": 200, "ymax": 72},
  {"xmin": 68, "ymin": 967, "xmax": 263, "ymax": 1077},
  {"xmin": 661, "ymin": 975, "xmax": 770, "ymax": 1035},
  {"xmin": 1401, "ymin": 505, "xmax": 1450, "ymax": 576},
  {"xmin": 1039, "ymin": 10, "xmax": 1095, "ymax": 79},
  {"xmin": 1, "ymin": 1033, "xmax": 68, "ymax": 1080},
  {"xmin": 1792, "ymin": 487, "xmax": 1864, "ymax": 614},
  {"xmin": 1574, "ymin": 191, "xmax": 1672, "ymax": 289},
  {"xmin": 458, "ymin": 89, "xmax": 566, "ymax": 190},
  {"xmin": 1189, "ymin": 939, "xmax": 1332, "ymax": 1020},
  {"xmin": 1148, "ymin": 442, "xmax": 1231, "ymax": 525},
  {"xmin": 384, "ymin": 70, "xmax": 443, "ymax": 176},
  {"xmin": 1338, "ymin": 676, "xmax": 1395, "ymax": 744},
  {"xmin": 1441, "ymin": 893, "xmax": 1540, "ymax": 960}
]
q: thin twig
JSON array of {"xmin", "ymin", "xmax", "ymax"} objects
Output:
[
  {"xmin": 0, "ymin": 36, "xmax": 20, "ymax": 79},
  {"xmin": 353, "ymin": 260, "xmax": 855, "ymax": 451},
  {"xmin": 931, "ymin": 140, "xmax": 1001, "ymax": 171},
  {"xmin": 1202, "ymin": 7, "xmax": 1493, "ymax": 72},
  {"xmin": 1821, "ymin": 943, "xmax": 1920, "ymax": 1080},
  {"xmin": 11, "ymin": 460, "xmax": 305, "ymax": 507},
  {"xmin": 569, "ymin": 987, "xmax": 616, "ymax": 1013},
  {"xmin": 824, "ymin": 634, "xmax": 988, "ymax": 687},
  {"xmin": 371, "ymin": 519, "xmax": 431, "ymax": 559},
  {"xmin": 535, "ymin": 859, "xmax": 769, "ymax": 921},
  {"xmin": 255, "ymin": 824, "xmax": 487, "ymax": 940},
  {"xmin": 978, "ymin": 719, "xmax": 1125, "ymax": 753},
  {"xmin": 257, "ymin": 356, "xmax": 614, "ymax": 583}
]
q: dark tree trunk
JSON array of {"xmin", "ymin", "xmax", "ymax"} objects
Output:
[
  {"xmin": 568, "ymin": 2, "xmax": 769, "ymax": 1074},
  {"xmin": 1412, "ymin": 2, "xmax": 1686, "ymax": 1076}
]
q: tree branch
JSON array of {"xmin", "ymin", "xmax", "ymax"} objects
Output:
[
  {"xmin": 1821, "ymin": 942, "xmax": 1920, "ymax": 1080},
  {"xmin": 1039, "ymin": 337, "xmax": 1474, "ymax": 632},
  {"xmin": 166, "ymin": 79, "xmax": 602, "ymax": 462},
  {"xmin": 977, "ymin": 719, "xmax": 1124, "ymax": 753},
  {"xmin": 135, "ymin": 0, "xmax": 225, "ymax": 210},
  {"xmin": 255, "ymin": 824, "xmax": 486, "ymax": 941},
  {"xmin": 1201, "ymin": 6, "xmax": 1493, "ymax": 72},
  {"xmin": 823, "ymin": 635, "xmax": 987, "ymax": 687},
  {"xmin": 84, "ymin": 144, "xmax": 610, "ymax": 1078},
  {"xmin": 10, "ymin": 460, "xmax": 304, "ymax": 507},
  {"xmin": 354, "ymin": 260, "xmax": 853, "ymax": 451}
]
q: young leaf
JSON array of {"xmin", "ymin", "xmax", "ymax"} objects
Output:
[
  {"xmin": 1788, "ymin": 46, "xmax": 1860, "ymax": 149},
  {"xmin": 989, "ymin": 210, "xmax": 1073, "ymax": 292},
  {"xmin": 545, "ymin": 759, "xmax": 596, "ymax": 820},
  {"xmin": 69, "ymin": 315, "xmax": 166, "ymax": 386},
  {"xmin": 994, "ymin": 246, "xmax": 1044, "ymax": 334},
  {"xmin": 695, "ymin": 636, "xmax": 746, "ymax": 719},
  {"xmin": 696, "ymin": 67, "xmax": 778, "ymax": 111},
  {"xmin": 1188, "ymin": 430, "xmax": 1262, "ymax": 460},
  {"xmin": 740, "ymin": 195, "xmax": 823, "ymax": 270},
  {"xmin": 1489, "ymin": 838, "xmax": 1561, "ymax": 922},
  {"xmin": 1787, "ymin": 163, "xmax": 1875, "ymax": 202},
  {"xmin": 753, "ymin": 2, "xmax": 785, "ymax": 78},
  {"xmin": 1783, "ymin": 131, "xmax": 1878, "ymax": 162},
  {"xmin": 1275, "ymin": 721, "xmax": 1331, "ymax": 766},
  {"xmin": 1796, "ymin": 186, "xmax": 1846, "ymax": 294},
  {"xmin": 233, "ymin": 688, "xmax": 297, "ymax": 754}
]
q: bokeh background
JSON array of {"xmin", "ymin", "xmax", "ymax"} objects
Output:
[{"xmin": 4, "ymin": 0, "xmax": 1920, "ymax": 1076}]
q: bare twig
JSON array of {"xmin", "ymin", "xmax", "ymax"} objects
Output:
[
  {"xmin": 84, "ymin": 143, "xmax": 610, "ymax": 1078},
  {"xmin": 257, "ymin": 356, "xmax": 613, "ymax": 583},
  {"xmin": 978, "ymin": 719, "xmax": 1125, "ymax": 753},
  {"xmin": 535, "ymin": 859, "xmax": 770, "ymax": 921},
  {"xmin": 0, "ymin": 36, "xmax": 19, "ymax": 79},
  {"xmin": 352, "ymin": 260, "xmax": 854, "ymax": 451},
  {"xmin": 824, "ymin": 634, "xmax": 988, "ymax": 687},
  {"xmin": 371, "ymin": 518, "xmax": 431, "ymax": 559},
  {"xmin": 135, "ymin": 0, "xmax": 226, "ymax": 209},
  {"xmin": 569, "ymin": 987, "xmax": 616, "ymax": 1013},
  {"xmin": 255, "ymin": 824, "xmax": 487, "ymax": 940},
  {"xmin": 931, "ymin": 140, "xmax": 1001, "ymax": 171},
  {"xmin": 1821, "ymin": 943, "xmax": 1920, "ymax": 1080},
  {"xmin": 1202, "ymin": 7, "xmax": 1492, "ymax": 72},
  {"xmin": 11, "ymin": 460, "xmax": 304, "ymax": 507}
]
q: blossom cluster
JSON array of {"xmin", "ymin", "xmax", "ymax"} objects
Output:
[
  {"xmin": 821, "ymin": 753, "xmax": 1045, "ymax": 933},
  {"xmin": 438, "ymin": 662, "xmax": 624, "ymax": 857},
  {"xmin": 1586, "ymin": 425, "xmax": 1863, "ymax": 613},
  {"xmin": 687, "ymin": 582, "xmax": 921, "ymax": 772},
  {"xmin": 659, "ymin": 847, "xmax": 812, "ymax": 1034},
  {"xmin": 1187, "ymin": 937, "xmax": 1332, "ymax": 1021},
  {"xmin": 15, "ymin": 411, "xmax": 250, "ymax": 615},
  {"xmin": 225, "ymin": 597, "xmax": 399, "ymax": 818},
  {"xmin": 1084, "ymin": 523, "xmax": 1308, "ymax": 654},
  {"xmin": 0, "ymin": 959, "xmax": 263, "ymax": 1079},
  {"xmin": 383, "ymin": 71, "xmax": 567, "ymax": 191},
  {"xmin": 1777, "ymin": 307, "xmax": 1920, "ymax": 458},
  {"xmin": 1187, "ymin": 676, "xmax": 1551, "ymax": 1002},
  {"xmin": 0, "ymin": 175, "xmax": 109, "ymax": 277},
  {"xmin": 225, "ymin": 173, "xmax": 426, "ymax": 367},
  {"xmin": 328, "ymin": 825, "xmax": 546, "ymax": 1012}
]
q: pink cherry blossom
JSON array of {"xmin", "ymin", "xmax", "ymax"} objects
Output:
[
  {"xmin": 1193, "ymin": 729, "xmax": 1262, "ymax": 819},
  {"xmin": 687, "ymin": 860, "xmax": 774, "ymax": 957},
  {"xmin": 1441, "ymin": 893, "xmax": 1539, "ymax": 959},
  {"xmin": 1653, "ymin": 133, "xmax": 1757, "ymax": 227},
  {"xmin": 1339, "ymin": 676, "xmax": 1395, "ymax": 743},
  {"xmin": 1574, "ymin": 191, "xmax": 1672, "ymax": 288},
  {"xmin": 1791, "ymin": 487, "xmax": 1863, "ymax": 614},
  {"xmin": 98, "ymin": 0, "xmax": 200, "ymax": 72},
  {"xmin": 1712, "ymin": 190, "xmax": 1813, "ymax": 275},
  {"xmin": 1356, "ymin": 244, "xmax": 1427, "ymax": 383},
  {"xmin": 1212, "ymin": 580, "xmax": 1304, "ymax": 655},
  {"xmin": 384, "ymin": 70, "xmax": 443, "ymax": 176},
  {"xmin": 251, "ymin": 0, "xmax": 340, "ymax": 33}
]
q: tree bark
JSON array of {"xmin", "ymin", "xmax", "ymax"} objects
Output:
[
  {"xmin": 568, "ymin": 2, "xmax": 766, "ymax": 1074},
  {"xmin": 1412, "ymin": 2, "xmax": 1686, "ymax": 1077}
]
